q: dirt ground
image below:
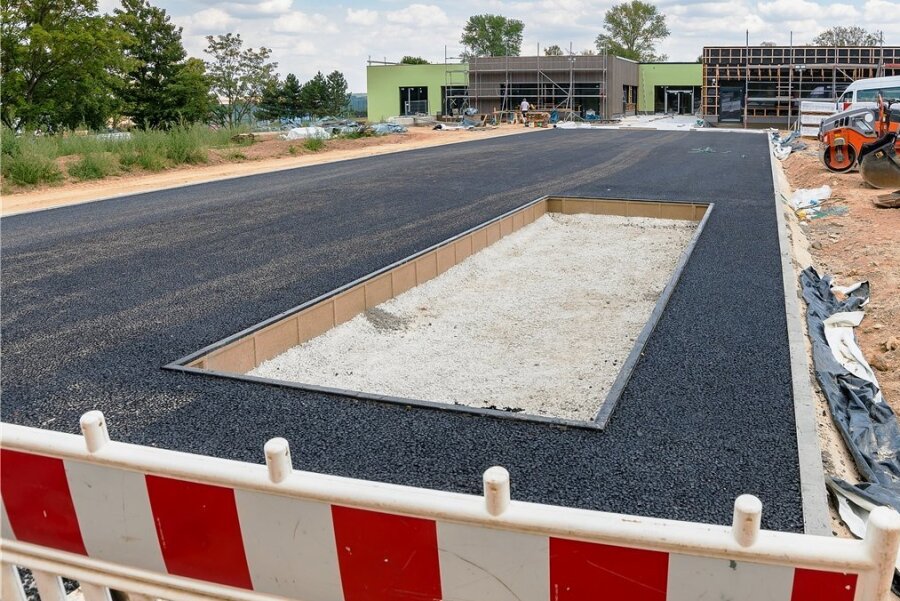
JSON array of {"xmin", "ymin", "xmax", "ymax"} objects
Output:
[
  {"xmin": 1, "ymin": 125, "xmax": 536, "ymax": 216},
  {"xmin": 782, "ymin": 147, "xmax": 899, "ymax": 415}
]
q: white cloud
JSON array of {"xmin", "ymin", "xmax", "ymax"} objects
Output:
[
  {"xmin": 271, "ymin": 11, "xmax": 338, "ymax": 34},
  {"xmin": 386, "ymin": 4, "xmax": 449, "ymax": 27},
  {"xmin": 182, "ymin": 8, "xmax": 235, "ymax": 33},
  {"xmin": 346, "ymin": 8, "xmax": 379, "ymax": 26}
]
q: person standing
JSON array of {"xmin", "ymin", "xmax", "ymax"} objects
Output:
[{"xmin": 520, "ymin": 98, "xmax": 531, "ymax": 126}]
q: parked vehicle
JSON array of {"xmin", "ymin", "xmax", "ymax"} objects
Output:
[{"xmin": 836, "ymin": 75, "xmax": 900, "ymax": 111}]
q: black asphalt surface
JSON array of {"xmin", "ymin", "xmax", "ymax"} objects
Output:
[{"xmin": 1, "ymin": 130, "xmax": 803, "ymax": 531}]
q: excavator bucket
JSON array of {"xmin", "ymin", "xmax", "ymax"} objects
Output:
[{"xmin": 859, "ymin": 133, "xmax": 900, "ymax": 189}]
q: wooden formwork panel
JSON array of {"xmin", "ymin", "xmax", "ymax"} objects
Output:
[
  {"xmin": 334, "ymin": 287, "xmax": 366, "ymax": 326},
  {"xmin": 299, "ymin": 303, "xmax": 335, "ymax": 342},
  {"xmin": 255, "ymin": 317, "xmax": 300, "ymax": 364},
  {"xmin": 186, "ymin": 197, "xmax": 710, "ymax": 375}
]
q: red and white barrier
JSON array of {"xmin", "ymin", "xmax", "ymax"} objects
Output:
[{"xmin": 2, "ymin": 411, "xmax": 899, "ymax": 601}]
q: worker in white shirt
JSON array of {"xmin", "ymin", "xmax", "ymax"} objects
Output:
[{"xmin": 520, "ymin": 98, "xmax": 531, "ymax": 126}]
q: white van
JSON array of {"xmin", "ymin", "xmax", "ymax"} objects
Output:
[{"xmin": 836, "ymin": 76, "xmax": 900, "ymax": 110}]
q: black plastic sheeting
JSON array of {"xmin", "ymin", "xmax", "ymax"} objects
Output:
[{"xmin": 800, "ymin": 267, "xmax": 900, "ymax": 591}]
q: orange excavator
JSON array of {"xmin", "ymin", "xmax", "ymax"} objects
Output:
[{"xmin": 818, "ymin": 95, "xmax": 900, "ymax": 173}]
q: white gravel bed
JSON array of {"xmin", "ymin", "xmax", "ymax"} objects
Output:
[{"xmin": 251, "ymin": 213, "xmax": 696, "ymax": 421}]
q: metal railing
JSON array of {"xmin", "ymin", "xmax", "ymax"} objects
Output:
[{"xmin": 2, "ymin": 411, "xmax": 899, "ymax": 601}]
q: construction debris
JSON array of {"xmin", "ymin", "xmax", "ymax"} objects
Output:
[{"xmin": 789, "ymin": 185, "xmax": 832, "ymax": 211}]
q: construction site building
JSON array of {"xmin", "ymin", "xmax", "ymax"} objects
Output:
[
  {"xmin": 638, "ymin": 63, "xmax": 702, "ymax": 114},
  {"xmin": 702, "ymin": 45, "xmax": 900, "ymax": 126},
  {"xmin": 458, "ymin": 54, "xmax": 639, "ymax": 120},
  {"xmin": 366, "ymin": 54, "xmax": 640, "ymax": 122}
]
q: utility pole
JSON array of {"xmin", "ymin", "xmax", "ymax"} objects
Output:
[{"xmin": 743, "ymin": 30, "xmax": 749, "ymax": 129}]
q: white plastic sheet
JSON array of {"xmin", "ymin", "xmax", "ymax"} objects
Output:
[{"xmin": 282, "ymin": 127, "xmax": 330, "ymax": 140}]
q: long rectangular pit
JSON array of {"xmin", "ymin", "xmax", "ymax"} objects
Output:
[{"xmin": 168, "ymin": 197, "xmax": 711, "ymax": 428}]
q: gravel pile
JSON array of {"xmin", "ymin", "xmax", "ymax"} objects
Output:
[{"xmin": 251, "ymin": 213, "xmax": 695, "ymax": 421}]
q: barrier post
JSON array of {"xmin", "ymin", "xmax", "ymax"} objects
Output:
[
  {"xmin": 79, "ymin": 411, "xmax": 110, "ymax": 453},
  {"xmin": 2, "ymin": 563, "xmax": 27, "ymax": 601},
  {"xmin": 32, "ymin": 569, "xmax": 66, "ymax": 601},
  {"xmin": 862, "ymin": 506, "xmax": 900, "ymax": 601},
  {"xmin": 264, "ymin": 437, "xmax": 293, "ymax": 484},
  {"xmin": 483, "ymin": 466, "xmax": 510, "ymax": 516},
  {"xmin": 731, "ymin": 494, "xmax": 762, "ymax": 547}
]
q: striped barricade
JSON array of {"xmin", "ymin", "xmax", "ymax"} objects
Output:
[{"xmin": 2, "ymin": 411, "xmax": 898, "ymax": 601}]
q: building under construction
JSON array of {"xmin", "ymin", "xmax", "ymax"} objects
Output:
[
  {"xmin": 451, "ymin": 54, "xmax": 639, "ymax": 121},
  {"xmin": 702, "ymin": 45, "xmax": 900, "ymax": 126}
]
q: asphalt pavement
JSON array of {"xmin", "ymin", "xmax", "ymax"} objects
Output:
[{"xmin": 1, "ymin": 129, "xmax": 803, "ymax": 530}]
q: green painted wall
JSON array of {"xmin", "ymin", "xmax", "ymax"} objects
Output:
[
  {"xmin": 638, "ymin": 63, "xmax": 702, "ymax": 112},
  {"xmin": 366, "ymin": 64, "xmax": 468, "ymax": 122}
]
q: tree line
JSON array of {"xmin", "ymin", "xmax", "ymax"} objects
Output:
[
  {"xmin": 1, "ymin": 0, "xmax": 349, "ymax": 132},
  {"xmin": 459, "ymin": 2, "xmax": 885, "ymax": 63}
]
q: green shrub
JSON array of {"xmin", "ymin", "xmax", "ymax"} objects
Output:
[
  {"xmin": 2, "ymin": 150, "xmax": 63, "ymax": 186},
  {"xmin": 225, "ymin": 150, "xmax": 247, "ymax": 161},
  {"xmin": 288, "ymin": 145, "xmax": 298, "ymax": 155},
  {"xmin": 68, "ymin": 153, "xmax": 119, "ymax": 181},
  {"xmin": 303, "ymin": 137, "xmax": 326, "ymax": 152}
]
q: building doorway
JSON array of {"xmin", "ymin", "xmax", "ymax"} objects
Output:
[
  {"xmin": 665, "ymin": 89, "xmax": 694, "ymax": 114},
  {"xmin": 719, "ymin": 84, "xmax": 744, "ymax": 123},
  {"xmin": 400, "ymin": 87, "xmax": 428, "ymax": 116}
]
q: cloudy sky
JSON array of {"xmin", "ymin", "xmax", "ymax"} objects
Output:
[{"xmin": 97, "ymin": 0, "xmax": 899, "ymax": 92}]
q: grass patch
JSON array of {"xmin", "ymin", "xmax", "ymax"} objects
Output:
[
  {"xmin": 224, "ymin": 150, "xmax": 247, "ymax": 161},
  {"xmin": 288, "ymin": 145, "xmax": 298, "ymax": 155},
  {"xmin": 303, "ymin": 137, "xmax": 326, "ymax": 152},
  {"xmin": 2, "ymin": 126, "xmax": 20, "ymax": 157},
  {"xmin": 119, "ymin": 130, "xmax": 168, "ymax": 172},
  {"xmin": 68, "ymin": 153, "xmax": 119, "ymax": 181},
  {"xmin": 336, "ymin": 129, "xmax": 373, "ymax": 140},
  {"xmin": 165, "ymin": 125, "xmax": 208, "ymax": 165},
  {"xmin": 2, "ymin": 150, "xmax": 63, "ymax": 186}
]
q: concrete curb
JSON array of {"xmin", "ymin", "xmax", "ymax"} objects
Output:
[{"xmin": 767, "ymin": 137, "xmax": 832, "ymax": 536}]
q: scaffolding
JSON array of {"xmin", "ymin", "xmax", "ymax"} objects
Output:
[
  {"xmin": 443, "ymin": 47, "xmax": 470, "ymax": 117},
  {"xmin": 702, "ymin": 45, "xmax": 900, "ymax": 126},
  {"xmin": 441, "ymin": 50, "xmax": 612, "ymax": 121}
]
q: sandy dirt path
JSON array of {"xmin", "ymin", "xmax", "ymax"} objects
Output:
[{"xmin": 1, "ymin": 126, "xmax": 538, "ymax": 217}]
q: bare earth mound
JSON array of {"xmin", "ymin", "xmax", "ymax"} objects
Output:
[{"xmin": 251, "ymin": 213, "xmax": 696, "ymax": 421}]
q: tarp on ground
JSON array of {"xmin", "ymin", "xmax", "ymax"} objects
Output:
[
  {"xmin": 283, "ymin": 126, "xmax": 330, "ymax": 140},
  {"xmin": 800, "ymin": 267, "xmax": 900, "ymax": 592}
]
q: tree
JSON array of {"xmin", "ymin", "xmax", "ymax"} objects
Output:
[
  {"xmin": 115, "ymin": 0, "xmax": 209, "ymax": 128},
  {"xmin": 580, "ymin": 49, "xmax": 598, "ymax": 56},
  {"xmin": 166, "ymin": 57, "xmax": 212, "ymax": 124},
  {"xmin": 255, "ymin": 72, "xmax": 308, "ymax": 121},
  {"xmin": 595, "ymin": 0, "xmax": 670, "ymax": 62},
  {"xmin": 1, "ymin": 0, "xmax": 128, "ymax": 130},
  {"xmin": 460, "ymin": 15, "xmax": 524, "ymax": 58},
  {"xmin": 204, "ymin": 33, "xmax": 277, "ymax": 128},
  {"xmin": 324, "ymin": 70, "xmax": 349, "ymax": 116},
  {"xmin": 813, "ymin": 26, "xmax": 881, "ymax": 47},
  {"xmin": 544, "ymin": 45, "xmax": 563, "ymax": 56},
  {"xmin": 282, "ymin": 73, "xmax": 304, "ymax": 117},
  {"xmin": 255, "ymin": 79, "xmax": 285, "ymax": 121},
  {"xmin": 400, "ymin": 56, "xmax": 429, "ymax": 64},
  {"xmin": 300, "ymin": 71, "xmax": 328, "ymax": 117},
  {"xmin": 760, "ymin": 41, "xmax": 777, "ymax": 47}
]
